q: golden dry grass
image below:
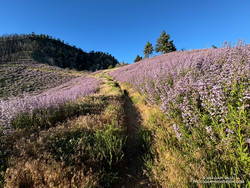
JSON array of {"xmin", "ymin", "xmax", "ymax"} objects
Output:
[
  {"xmin": 1, "ymin": 71, "xmax": 210, "ymax": 187},
  {"xmin": 2, "ymin": 72, "xmax": 127, "ymax": 188}
]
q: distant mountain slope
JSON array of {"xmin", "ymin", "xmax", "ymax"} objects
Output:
[
  {"xmin": 0, "ymin": 61, "xmax": 84, "ymax": 99},
  {"xmin": 0, "ymin": 34, "xmax": 119, "ymax": 71}
]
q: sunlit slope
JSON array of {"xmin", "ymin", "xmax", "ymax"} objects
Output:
[
  {"xmin": 110, "ymin": 45, "xmax": 250, "ymax": 186},
  {"xmin": 0, "ymin": 61, "xmax": 83, "ymax": 99}
]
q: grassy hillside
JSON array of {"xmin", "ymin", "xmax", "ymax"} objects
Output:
[
  {"xmin": 0, "ymin": 73, "xmax": 151, "ymax": 187},
  {"xmin": 0, "ymin": 34, "xmax": 119, "ymax": 71},
  {"xmin": 0, "ymin": 44, "xmax": 249, "ymax": 187}
]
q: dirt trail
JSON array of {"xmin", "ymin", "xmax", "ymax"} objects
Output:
[
  {"xmin": 93, "ymin": 72, "xmax": 154, "ymax": 187},
  {"xmin": 109, "ymin": 84, "xmax": 151, "ymax": 187}
]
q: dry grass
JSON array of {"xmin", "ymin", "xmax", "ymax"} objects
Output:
[
  {"xmin": 5, "ymin": 159, "xmax": 98, "ymax": 188},
  {"xmin": 119, "ymin": 83, "xmax": 208, "ymax": 187},
  {"xmin": 1, "ymin": 71, "xmax": 212, "ymax": 187},
  {"xmin": 1, "ymin": 73, "xmax": 128, "ymax": 187},
  {"xmin": 93, "ymin": 72, "xmax": 123, "ymax": 97},
  {"xmin": 3, "ymin": 94, "xmax": 126, "ymax": 187}
]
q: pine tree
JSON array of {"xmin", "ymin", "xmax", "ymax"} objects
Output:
[
  {"xmin": 155, "ymin": 31, "xmax": 176, "ymax": 54},
  {"xmin": 134, "ymin": 55, "xmax": 142, "ymax": 62},
  {"xmin": 144, "ymin": 42, "xmax": 153, "ymax": 58},
  {"xmin": 212, "ymin": 45, "xmax": 218, "ymax": 49}
]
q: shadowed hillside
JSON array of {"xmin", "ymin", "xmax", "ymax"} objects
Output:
[{"xmin": 0, "ymin": 34, "xmax": 119, "ymax": 71}]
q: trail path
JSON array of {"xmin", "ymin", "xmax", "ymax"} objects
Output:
[{"xmin": 95, "ymin": 72, "xmax": 153, "ymax": 187}]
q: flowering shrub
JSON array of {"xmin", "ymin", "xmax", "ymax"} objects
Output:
[
  {"xmin": 110, "ymin": 44, "xmax": 250, "ymax": 183},
  {"xmin": 0, "ymin": 76, "xmax": 100, "ymax": 130},
  {"xmin": 110, "ymin": 44, "xmax": 249, "ymax": 131}
]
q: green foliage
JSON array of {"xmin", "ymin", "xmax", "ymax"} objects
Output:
[
  {"xmin": 47, "ymin": 124, "xmax": 126, "ymax": 186},
  {"xmin": 168, "ymin": 82, "xmax": 250, "ymax": 185},
  {"xmin": 94, "ymin": 124, "xmax": 126, "ymax": 167},
  {"xmin": 134, "ymin": 55, "xmax": 143, "ymax": 62},
  {"xmin": 2, "ymin": 91, "xmax": 126, "ymax": 187},
  {"xmin": 48, "ymin": 124, "xmax": 125, "ymax": 166},
  {"xmin": 136, "ymin": 80, "xmax": 250, "ymax": 186},
  {"xmin": 155, "ymin": 31, "xmax": 176, "ymax": 54},
  {"xmin": 0, "ymin": 34, "xmax": 119, "ymax": 71},
  {"xmin": 11, "ymin": 97, "xmax": 107, "ymax": 131},
  {"xmin": 138, "ymin": 128, "xmax": 154, "ymax": 159},
  {"xmin": 11, "ymin": 104, "xmax": 81, "ymax": 130},
  {"xmin": 212, "ymin": 45, "xmax": 218, "ymax": 49},
  {"xmin": 144, "ymin": 42, "xmax": 154, "ymax": 58}
]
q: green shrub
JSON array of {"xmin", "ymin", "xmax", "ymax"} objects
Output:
[
  {"xmin": 94, "ymin": 124, "xmax": 126, "ymax": 168},
  {"xmin": 11, "ymin": 97, "xmax": 107, "ymax": 131},
  {"xmin": 47, "ymin": 124, "xmax": 126, "ymax": 186},
  {"xmin": 169, "ymin": 82, "xmax": 250, "ymax": 185}
]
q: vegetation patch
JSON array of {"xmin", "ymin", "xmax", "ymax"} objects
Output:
[
  {"xmin": 1, "ymin": 93, "xmax": 127, "ymax": 187},
  {"xmin": 0, "ymin": 63, "xmax": 78, "ymax": 98},
  {"xmin": 11, "ymin": 96, "xmax": 108, "ymax": 131},
  {"xmin": 111, "ymin": 45, "xmax": 250, "ymax": 187},
  {"xmin": 0, "ymin": 73, "xmax": 153, "ymax": 187}
]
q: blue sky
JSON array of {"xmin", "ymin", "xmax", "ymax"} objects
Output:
[{"xmin": 0, "ymin": 0, "xmax": 249, "ymax": 63}]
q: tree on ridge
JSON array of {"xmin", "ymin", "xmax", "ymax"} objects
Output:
[
  {"xmin": 144, "ymin": 42, "xmax": 153, "ymax": 58},
  {"xmin": 134, "ymin": 55, "xmax": 142, "ymax": 62},
  {"xmin": 155, "ymin": 31, "xmax": 176, "ymax": 54}
]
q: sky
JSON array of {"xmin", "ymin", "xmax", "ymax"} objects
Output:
[{"xmin": 0, "ymin": 0, "xmax": 250, "ymax": 63}]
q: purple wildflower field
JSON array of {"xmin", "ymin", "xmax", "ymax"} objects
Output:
[
  {"xmin": 110, "ymin": 44, "xmax": 250, "ymax": 134},
  {"xmin": 0, "ymin": 76, "xmax": 100, "ymax": 129}
]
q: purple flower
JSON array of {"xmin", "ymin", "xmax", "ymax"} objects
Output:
[
  {"xmin": 0, "ymin": 76, "xmax": 100, "ymax": 130},
  {"xmin": 172, "ymin": 124, "xmax": 182, "ymax": 139},
  {"xmin": 110, "ymin": 44, "xmax": 249, "ymax": 132},
  {"xmin": 225, "ymin": 128, "xmax": 234, "ymax": 136}
]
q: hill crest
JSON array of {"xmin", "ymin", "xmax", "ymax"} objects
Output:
[{"xmin": 0, "ymin": 34, "xmax": 119, "ymax": 71}]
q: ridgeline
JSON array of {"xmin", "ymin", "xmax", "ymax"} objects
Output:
[{"xmin": 0, "ymin": 34, "xmax": 119, "ymax": 71}]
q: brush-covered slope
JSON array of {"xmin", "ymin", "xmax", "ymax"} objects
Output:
[
  {"xmin": 0, "ymin": 34, "xmax": 119, "ymax": 71},
  {"xmin": 0, "ymin": 61, "xmax": 84, "ymax": 99},
  {"xmin": 0, "ymin": 34, "xmax": 119, "ymax": 98},
  {"xmin": 110, "ymin": 45, "xmax": 250, "ymax": 186}
]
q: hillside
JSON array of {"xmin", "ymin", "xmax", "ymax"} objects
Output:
[
  {"xmin": 110, "ymin": 45, "xmax": 250, "ymax": 186},
  {"xmin": 0, "ymin": 45, "xmax": 249, "ymax": 187},
  {"xmin": 0, "ymin": 61, "xmax": 84, "ymax": 99},
  {"xmin": 0, "ymin": 34, "xmax": 119, "ymax": 71}
]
